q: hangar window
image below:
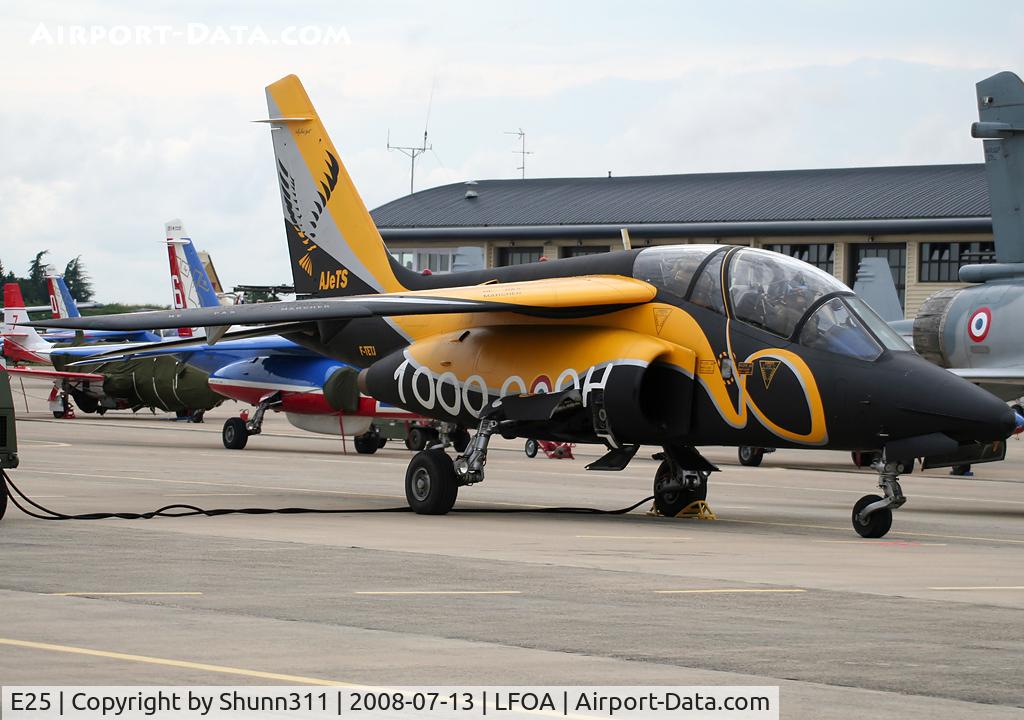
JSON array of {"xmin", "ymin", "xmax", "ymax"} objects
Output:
[
  {"xmin": 919, "ymin": 241, "xmax": 996, "ymax": 282},
  {"xmin": 498, "ymin": 247, "xmax": 544, "ymax": 266},
  {"xmin": 763, "ymin": 243, "xmax": 835, "ymax": 275},
  {"xmin": 799, "ymin": 297, "xmax": 882, "ymax": 361},
  {"xmin": 729, "ymin": 249, "xmax": 846, "ymax": 338},
  {"xmin": 561, "ymin": 246, "xmax": 609, "ymax": 258},
  {"xmin": 633, "ymin": 245, "xmax": 724, "ymax": 304}
]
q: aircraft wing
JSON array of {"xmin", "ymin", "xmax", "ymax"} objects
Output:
[
  {"xmin": 27, "ymin": 276, "xmax": 657, "ymax": 333},
  {"xmin": 949, "ymin": 367, "xmax": 1024, "ymax": 385},
  {"xmin": 5, "ymin": 366, "xmax": 105, "ymax": 382}
]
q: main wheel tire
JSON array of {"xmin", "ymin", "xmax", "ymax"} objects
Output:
[
  {"xmin": 190, "ymin": 409, "xmax": 205, "ymax": 424},
  {"xmin": 354, "ymin": 431, "xmax": 380, "ymax": 454},
  {"xmin": 406, "ymin": 426, "xmax": 428, "ymax": 451},
  {"xmin": 738, "ymin": 446, "xmax": 765, "ymax": 467},
  {"xmin": 652, "ymin": 460, "xmax": 708, "ymax": 517},
  {"xmin": 222, "ymin": 417, "xmax": 249, "ymax": 450},
  {"xmin": 451, "ymin": 428, "xmax": 471, "ymax": 453},
  {"xmin": 524, "ymin": 439, "xmax": 539, "ymax": 458},
  {"xmin": 405, "ymin": 449, "xmax": 459, "ymax": 514},
  {"xmin": 852, "ymin": 494, "xmax": 893, "ymax": 538}
]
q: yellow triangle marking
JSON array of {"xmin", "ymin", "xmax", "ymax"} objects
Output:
[{"xmin": 759, "ymin": 358, "xmax": 781, "ymax": 388}]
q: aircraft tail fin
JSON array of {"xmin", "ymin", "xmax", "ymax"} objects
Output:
[
  {"xmin": 2, "ymin": 283, "xmax": 51, "ymax": 359},
  {"xmin": 166, "ymin": 219, "xmax": 221, "ymax": 338},
  {"xmin": 263, "ymin": 75, "xmax": 410, "ymax": 298},
  {"xmin": 46, "ymin": 274, "xmax": 81, "ymax": 319},
  {"xmin": 973, "ymin": 71, "xmax": 1024, "ymax": 264}
]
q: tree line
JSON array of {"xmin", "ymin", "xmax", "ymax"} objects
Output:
[{"xmin": 0, "ymin": 251, "xmax": 94, "ymax": 305}]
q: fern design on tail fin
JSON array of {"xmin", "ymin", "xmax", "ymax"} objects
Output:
[{"xmin": 278, "ymin": 150, "xmax": 341, "ymax": 277}]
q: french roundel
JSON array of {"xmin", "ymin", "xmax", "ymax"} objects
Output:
[{"xmin": 968, "ymin": 307, "xmax": 992, "ymax": 342}]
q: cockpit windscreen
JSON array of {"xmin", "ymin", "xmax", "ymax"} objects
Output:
[{"xmin": 729, "ymin": 249, "xmax": 847, "ymax": 338}]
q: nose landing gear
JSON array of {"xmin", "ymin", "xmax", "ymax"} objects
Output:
[{"xmin": 852, "ymin": 461, "xmax": 907, "ymax": 538}]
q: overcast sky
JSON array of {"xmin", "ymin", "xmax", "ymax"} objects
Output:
[{"xmin": 2, "ymin": 1, "xmax": 1023, "ymax": 303}]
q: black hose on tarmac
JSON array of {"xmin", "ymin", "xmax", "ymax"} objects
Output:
[{"xmin": 0, "ymin": 470, "xmax": 653, "ymax": 521}]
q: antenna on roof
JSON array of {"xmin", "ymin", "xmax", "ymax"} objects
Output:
[
  {"xmin": 388, "ymin": 78, "xmax": 437, "ymax": 195},
  {"xmin": 504, "ymin": 128, "xmax": 533, "ymax": 179}
]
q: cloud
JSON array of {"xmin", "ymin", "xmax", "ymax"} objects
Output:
[{"xmin": 1, "ymin": 1, "xmax": 1022, "ymax": 301}]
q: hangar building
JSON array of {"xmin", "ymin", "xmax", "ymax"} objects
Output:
[{"xmin": 371, "ymin": 164, "xmax": 994, "ymax": 318}]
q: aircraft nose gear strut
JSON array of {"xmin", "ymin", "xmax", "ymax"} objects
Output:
[
  {"xmin": 852, "ymin": 461, "xmax": 907, "ymax": 538},
  {"xmin": 222, "ymin": 395, "xmax": 281, "ymax": 450},
  {"xmin": 454, "ymin": 418, "xmax": 499, "ymax": 486}
]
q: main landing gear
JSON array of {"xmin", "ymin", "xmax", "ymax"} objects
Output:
[
  {"xmin": 223, "ymin": 397, "xmax": 279, "ymax": 450},
  {"xmin": 651, "ymin": 448, "xmax": 713, "ymax": 517},
  {"xmin": 852, "ymin": 459, "xmax": 908, "ymax": 538},
  {"xmin": 404, "ymin": 418, "xmax": 499, "ymax": 514}
]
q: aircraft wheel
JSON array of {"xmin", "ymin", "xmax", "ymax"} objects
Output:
[
  {"xmin": 96, "ymin": 408, "xmax": 107, "ymax": 416},
  {"xmin": 52, "ymin": 411, "xmax": 64, "ymax": 419},
  {"xmin": 405, "ymin": 449, "xmax": 458, "ymax": 514},
  {"xmin": 524, "ymin": 439, "xmax": 539, "ymax": 458},
  {"xmin": 451, "ymin": 428, "xmax": 471, "ymax": 453},
  {"xmin": 852, "ymin": 494, "xmax": 892, "ymax": 538},
  {"xmin": 406, "ymin": 426, "xmax": 428, "ymax": 451},
  {"xmin": 354, "ymin": 429, "xmax": 380, "ymax": 454},
  {"xmin": 738, "ymin": 446, "xmax": 764, "ymax": 467},
  {"xmin": 222, "ymin": 417, "xmax": 249, "ymax": 450},
  {"xmin": 653, "ymin": 461, "xmax": 707, "ymax": 517},
  {"xmin": 190, "ymin": 410, "xmax": 205, "ymax": 424}
]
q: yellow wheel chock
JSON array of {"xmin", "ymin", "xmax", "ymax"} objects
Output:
[{"xmin": 647, "ymin": 500, "xmax": 717, "ymax": 520}]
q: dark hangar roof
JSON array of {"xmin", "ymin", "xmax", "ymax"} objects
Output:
[{"xmin": 371, "ymin": 164, "xmax": 992, "ymax": 240}]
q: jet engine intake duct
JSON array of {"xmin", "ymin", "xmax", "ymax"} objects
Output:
[
  {"xmin": 912, "ymin": 287, "xmax": 964, "ymax": 367},
  {"xmin": 600, "ymin": 362, "xmax": 694, "ymax": 443}
]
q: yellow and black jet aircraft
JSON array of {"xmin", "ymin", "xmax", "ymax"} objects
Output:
[{"xmin": 35, "ymin": 75, "xmax": 1020, "ymax": 538}]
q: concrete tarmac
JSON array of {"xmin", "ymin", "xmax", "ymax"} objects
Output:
[{"xmin": 1, "ymin": 379, "xmax": 1023, "ymax": 718}]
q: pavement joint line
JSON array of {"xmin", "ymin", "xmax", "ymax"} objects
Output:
[
  {"xmin": 813, "ymin": 540, "xmax": 948, "ymax": 546},
  {"xmin": 575, "ymin": 535, "xmax": 692, "ymax": 540},
  {"xmin": 47, "ymin": 592, "xmax": 204, "ymax": 597},
  {"xmin": 19, "ymin": 469, "xmax": 551, "ymax": 508},
  {"xmin": 20, "ymin": 468, "xmax": 1024, "ymax": 541},
  {"xmin": 927, "ymin": 586, "xmax": 1024, "ymax": 591},
  {"xmin": 353, "ymin": 590, "xmax": 523, "ymax": 596},
  {"xmin": 715, "ymin": 480, "xmax": 1024, "ymax": 505},
  {"xmin": 0, "ymin": 638, "xmax": 361, "ymax": 686},
  {"xmin": 654, "ymin": 588, "xmax": 807, "ymax": 594},
  {"xmin": 715, "ymin": 518, "xmax": 1024, "ymax": 545}
]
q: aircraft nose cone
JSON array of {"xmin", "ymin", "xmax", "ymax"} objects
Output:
[{"xmin": 892, "ymin": 354, "xmax": 1015, "ymax": 443}]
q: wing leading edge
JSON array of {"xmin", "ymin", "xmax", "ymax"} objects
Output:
[{"xmin": 27, "ymin": 276, "xmax": 657, "ymax": 333}]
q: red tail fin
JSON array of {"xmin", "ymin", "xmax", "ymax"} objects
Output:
[{"xmin": 3, "ymin": 283, "xmax": 26, "ymax": 309}]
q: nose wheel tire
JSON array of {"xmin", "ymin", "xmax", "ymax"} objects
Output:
[
  {"xmin": 852, "ymin": 494, "xmax": 893, "ymax": 538},
  {"xmin": 222, "ymin": 417, "xmax": 249, "ymax": 450},
  {"xmin": 405, "ymin": 449, "xmax": 459, "ymax": 515},
  {"xmin": 354, "ymin": 427, "xmax": 382, "ymax": 454},
  {"xmin": 653, "ymin": 460, "xmax": 708, "ymax": 517},
  {"xmin": 524, "ymin": 439, "xmax": 539, "ymax": 458},
  {"xmin": 738, "ymin": 446, "xmax": 764, "ymax": 467}
]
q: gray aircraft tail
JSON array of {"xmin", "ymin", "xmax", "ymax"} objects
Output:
[{"xmin": 964, "ymin": 71, "xmax": 1024, "ymax": 280}]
